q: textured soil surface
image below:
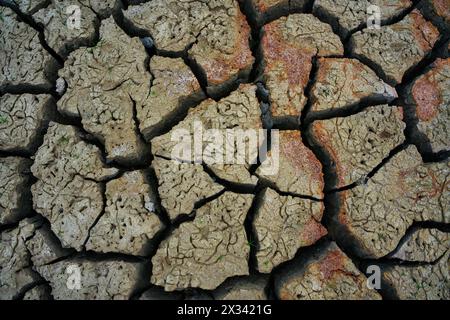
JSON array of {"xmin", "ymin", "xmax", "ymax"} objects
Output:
[{"xmin": 0, "ymin": 0, "xmax": 449, "ymax": 300}]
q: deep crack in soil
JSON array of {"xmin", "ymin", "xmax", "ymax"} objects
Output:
[{"xmin": 0, "ymin": 0, "xmax": 448, "ymax": 301}]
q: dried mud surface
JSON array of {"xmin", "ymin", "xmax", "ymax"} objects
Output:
[{"xmin": 0, "ymin": 0, "xmax": 449, "ymax": 300}]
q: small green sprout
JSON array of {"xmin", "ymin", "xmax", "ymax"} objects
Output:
[
  {"xmin": 0, "ymin": 115, "xmax": 8, "ymax": 124},
  {"xmin": 58, "ymin": 136, "xmax": 70, "ymax": 144}
]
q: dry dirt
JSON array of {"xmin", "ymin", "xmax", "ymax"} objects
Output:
[{"xmin": 0, "ymin": 0, "xmax": 449, "ymax": 300}]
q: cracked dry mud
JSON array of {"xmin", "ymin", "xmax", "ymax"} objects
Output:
[
  {"xmin": 0, "ymin": 0, "xmax": 449, "ymax": 301},
  {"xmin": 262, "ymin": 13, "xmax": 343, "ymax": 117}
]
